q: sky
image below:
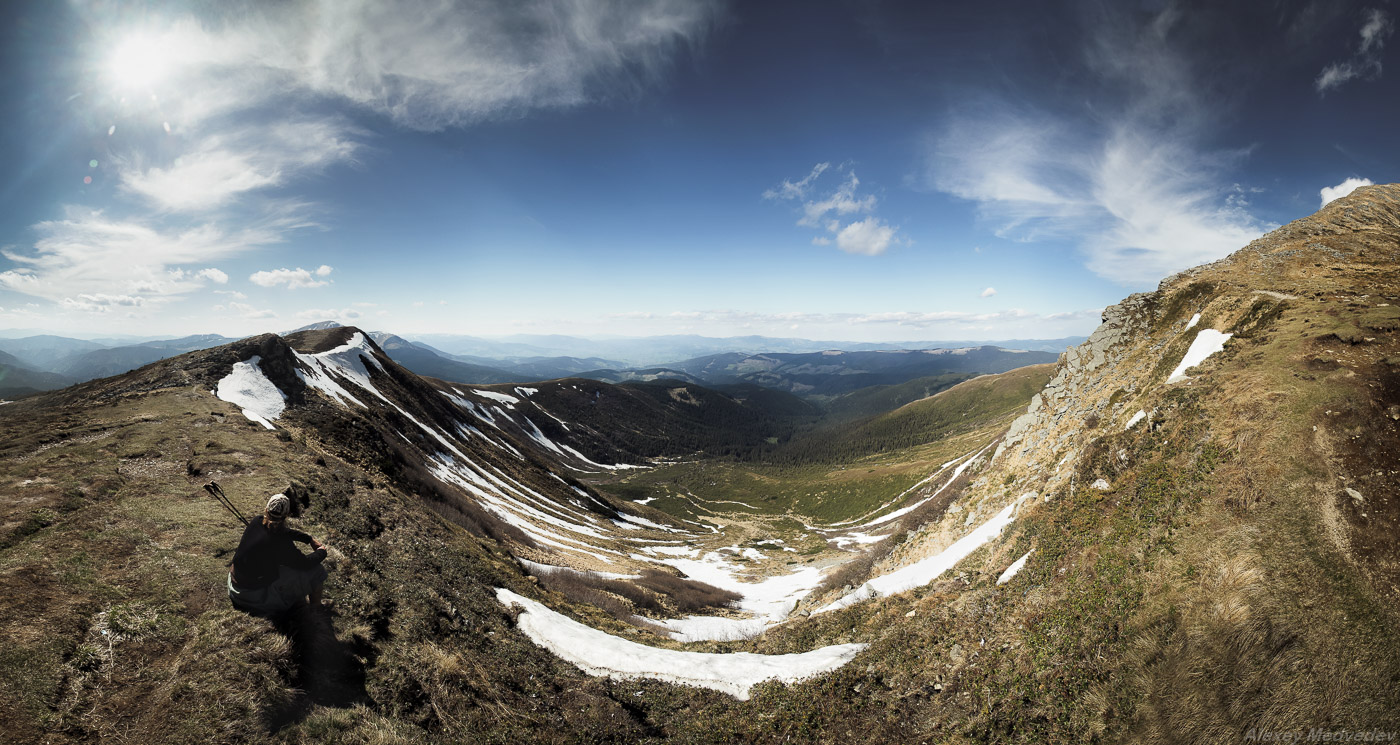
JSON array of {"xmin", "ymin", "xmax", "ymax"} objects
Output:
[{"xmin": 0, "ymin": 0, "xmax": 1395, "ymax": 343}]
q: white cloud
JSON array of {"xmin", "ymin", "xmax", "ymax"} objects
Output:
[
  {"xmin": 1316, "ymin": 9, "xmax": 1394, "ymax": 93},
  {"xmin": 0, "ymin": 208, "xmax": 293, "ymax": 311},
  {"xmin": 981, "ymin": 287, "xmax": 997, "ymax": 298},
  {"xmin": 925, "ymin": 10, "xmax": 1272, "ymax": 285},
  {"xmin": 119, "ymin": 120, "xmax": 361, "ymax": 213},
  {"xmin": 1320, "ymin": 177, "xmax": 1373, "ymax": 207},
  {"xmin": 835, "ymin": 218, "xmax": 897, "ymax": 256},
  {"xmin": 798, "ymin": 172, "xmax": 878, "ymax": 228},
  {"xmin": 121, "ymin": 150, "xmax": 278, "ymax": 213},
  {"xmin": 249, "ymin": 267, "xmax": 332, "ymax": 289},
  {"xmin": 218, "ymin": 301, "xmax": 277, "ymax": 319},
  {"xmin": 296, "ymin": 308, "xmax": 363, "ymax": 322},
  {"xmin": 61, "ymin": 294, "xmax": 147, "ymax": 313},
  {"xmin": 315, "ymin": 265, "xmax": 333, "ymax": 276},
  {"xmin": 767, "ymin": 164, "xmax": 906, "ymax": 254},
  {"xmin": 763, "ymin": 163, "xmax": 830, "ymax": 201}
]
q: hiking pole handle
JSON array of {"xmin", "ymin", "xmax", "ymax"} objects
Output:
[{"xmin": 203, "ymin": 481, "xmax": 248, "ymax": 526}]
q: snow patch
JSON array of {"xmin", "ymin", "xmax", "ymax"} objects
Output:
[
  {"xmin": 215, "ymin": 356, "xmax": 285, "ymax": 429},
  {"xmin": 518, "ymin": 558, "xmax": 639, "ymax": 582},
  {"xmin": 997, "ymin": 549, "xmax": 1033, "ymax": 585},
  {"xmin": 641, "ymin": 545, "xmax": 700, "ymax": 557},
  {"xmin": 496, "ymin": 588, "xmax": 865, "ymax": 700},
  {"xmin": 1166, "ymin": 329, "xmax": 1232, "ymax": 384},
  {"xmin": 1185, "ymin": 313, "xmax": 1201, "ymax": 330},
  {"xmin": 1125, "ymin": 410, "xmax": 1147, "ymax": 430},
  {"xmin": 473, "ymin": 389, "xmax": 519, "ymax": 407},
  {"xmin": 614, "ymin": 512, "xmax": 686, "ymax": 533},
  {"xmin": 831, "ymin": 531, "xmax": 889, "ymax": 550}
]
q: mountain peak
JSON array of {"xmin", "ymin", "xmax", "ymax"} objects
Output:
[{"xmin": 288, "ymin": 320, "xmax": 344, "ymax": 333}]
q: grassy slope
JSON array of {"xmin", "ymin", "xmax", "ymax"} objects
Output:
[
  {"xmin": 594, "ymin": 365, "xmax": 1051, "ymax": 525},
  {"xmin": 773, "ymin": 364, "xmax": 1053, "ymax": 464},
  {"xmin": 818, "ymin": 372, "xmax": 979, "ymax": 420},
  {"xmin": 0, "ymin": 377, "xmax": 663, "ymax": 743}
]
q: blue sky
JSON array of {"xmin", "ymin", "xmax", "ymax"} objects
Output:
[{"xmin": 0, "ymin": 0, "xmax": 1394, "ymax": 342}]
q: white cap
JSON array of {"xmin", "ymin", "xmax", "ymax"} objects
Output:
[{"xmin": 266, "ymin": 493, "xmax": 291, "ymax": 519}]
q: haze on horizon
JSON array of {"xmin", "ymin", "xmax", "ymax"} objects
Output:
[{"xmin": 0, "ymin": 0, "xmax": 1394, "ymax": 343}]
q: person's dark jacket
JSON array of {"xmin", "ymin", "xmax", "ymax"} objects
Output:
[{"xmin": 231, "ymin": 519, "xmax": 326, "ymax": 589}]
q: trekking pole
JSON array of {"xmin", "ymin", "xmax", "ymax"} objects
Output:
[{"xmin": 202, "ymin": 481, "xmax": 248, "ymax": 527}]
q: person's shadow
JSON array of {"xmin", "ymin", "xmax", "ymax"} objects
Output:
[
  {"xmin": 284, "ymin": 604, "xmax": 369, "ymax": 708},
  {"xmin": 248, "ymin": 602, "xmax": 370, "ymax": 729}
]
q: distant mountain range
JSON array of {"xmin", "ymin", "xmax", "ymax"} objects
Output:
[
  {"xmin": 410, "ymin": 332, "xmax": 1085, "ymax": 366},
  {"xmin": 0, "ymin": 334, "xmax": 236, "ymax": 397},
  {"xmin": 573, "ymin": 347, "xmax": 1059, "ymax": 399},
  {"xmin": 0, "ymin": 322, "xmax": 1080, "ymax": 401}
]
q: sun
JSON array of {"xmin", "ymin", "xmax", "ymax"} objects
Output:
[{"xmin": 107, "ymin": 33, "xmax": 173, "ymax": 92}]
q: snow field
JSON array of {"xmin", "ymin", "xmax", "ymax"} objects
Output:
[
  {"xmin": 214, "ymin": 356, "xmax": 285, "ymax": 429},
  {"xmin": 649, "ymin": 549, "xmax": 827, "ymax": 642},
  {"xmin": 496, "ymin": 588, "xmax": 866, "ymax": 700}
]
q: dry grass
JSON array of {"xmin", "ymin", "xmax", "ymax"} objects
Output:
[{"xmin": 635, "ymin": 568, "xmax": 741, "ymax": 614}]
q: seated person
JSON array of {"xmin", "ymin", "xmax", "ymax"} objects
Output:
[{"xmin": 228, "ymin": 493, "xmax": 329, "ymax": 615}]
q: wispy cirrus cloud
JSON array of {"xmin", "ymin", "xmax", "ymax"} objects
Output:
[
  {"xmin": 762, "ymin": 163, "xmax": 830, "ymax": 201},
  {"xmin": 924, "ymin": 7, "xmax": 1272, "ymax": 285},
  {"xmin": 766, "ymin": 164, "xmax": 907, "ymax": 256},
  {"xmin": 92, "ymin": 0, "xmax": 721, "ymax": 132},
  {"xmin": 1316, "ymin": 9, "xmax": 1394, "ymax": 93},
  {"xmin": 119, "ymin": 120, "xmax": 362, "ymax": 213}
]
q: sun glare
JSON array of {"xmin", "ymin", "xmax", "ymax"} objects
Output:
[{"xmin": 107, "ymin": 34, "xmax": 172, "ymax": 91}]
